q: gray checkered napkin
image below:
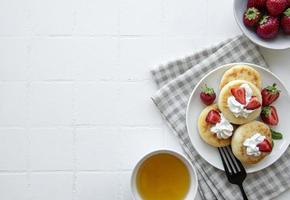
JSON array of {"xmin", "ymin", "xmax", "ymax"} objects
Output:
[{"xmin": 151, "ymin": 35, "xmax": 290, "ymax": 200}]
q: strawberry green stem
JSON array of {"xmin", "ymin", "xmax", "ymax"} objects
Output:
[
  {"xmin": 262, "ymin": 106, "xmax": 271, "ymax": 117},
  {"xmin": 245, "ymin": 8, "xmax": 259, "ymax": 20},
  {"xmin": 284, "ymin": 8, "xmax": 290, "ymax": 17},
  {"xmin": 260, "ymin": 15, "xmax": 269, "ymax": 25},
  {"xmin": 202, "ymin": 84, "xmax": 215, "ymax": 95}
]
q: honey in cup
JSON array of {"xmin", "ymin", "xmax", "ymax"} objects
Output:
[{"xmin": 136, "ymin": 153, "xmax": 190, "ymax": 200}]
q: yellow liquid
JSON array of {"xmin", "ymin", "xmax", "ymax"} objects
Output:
[{"xmin": 136, "ymin": 153, "xmax": 190, "ymax": 200}]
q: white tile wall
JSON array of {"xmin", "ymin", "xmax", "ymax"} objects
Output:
[
  {"xmin": 0, "ymin": 173, "xmax": 28, "ymax": 200},
  {"xmin": 76, "ymin": 172, "xmax": 120, "ymax": 200},
  {"xmin": 207, "ymin": 0, "xmax": 241, "ymax": 38},
  {"xmin": 0, "ymin": 0, "xmax": 289, "ymax": 199},
  {"xmin": 0, "ymin": 0, "xmax": 29, "ymax": 36},
  {"xmin": 29, "ymin": 128, "xmax": 74, "ymax": 170},
  {"xmin": 117, "ymin": 81, "xmax": 163, "ymax": 126},
  {"xmin": 28, "ymin": 82, "xmax": 74, "ymax": 126},
  {"xmin": 0, "ymin": 128, "xmax": 28, "ymax": 170},
  {"xmin": 28, "ymin": 0, "xmax": 74, "ymax": 35},
  {"xmin": 30, "ymin": 172, "xmax": 73, "ymax": 200},
  {"xmin": 119, "ymin": 38, "xmax": 165, "ymax": 80},
  {"xmin": 119, "ymin": 127, "xmax": 165, "ymax": 169},
  {"xmin": 72, "ymin": 38, "xmax": 119, "ymax": 81},
  {"xmin": 76, "ymin": 127, "xmax": 121, "ymax": 170},
  {"xmin": 164, "ymin": 0, "xmax": 207, "ymax": 36},
  {"xmin": 74, "ymin": 0, "xmax": 119, "ymax": 35},
  {"xmin": 0, "ymin": 38, "xmax": 29, "ymax": 80},
  {"xmin": 0, "ymin": 82, "xmax": 28, "ymax": 126},
  {"xmin": 120, "ymin": 0, "xmax": 164, "ymax": 35},
  {"xmin": 75, "ymin": 81, "xmax": 120, "ymax": 125},
  {"xmin": 29, "ymin": 38, "xmax": 75, "ymax": 80}
]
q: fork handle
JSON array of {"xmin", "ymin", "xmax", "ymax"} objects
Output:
[{"xmin": 238, "ymin": 184, "xmax": 248, "ymax": 200}]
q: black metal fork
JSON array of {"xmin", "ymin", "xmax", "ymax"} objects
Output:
[{"xmin": 218, "ymin": 146, "xmax": 248, "ymax": 200}]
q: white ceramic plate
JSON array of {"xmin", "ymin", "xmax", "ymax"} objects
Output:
[
  {"xmin": 233, "ymin": 0, "xmax": 290, "ymax": 50},
  {"xmin": 186, "ymin": 63, "xmax": 290, "ymax": 173}
]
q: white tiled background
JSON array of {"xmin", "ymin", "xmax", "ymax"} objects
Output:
[{"xmin": 1, "ymin": 0, "xmax": 290, "ymax": 199}]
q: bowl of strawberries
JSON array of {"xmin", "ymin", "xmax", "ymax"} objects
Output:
[{"xmin": 234, "ymin": 0, "xmax": 290, "ymax": 49}]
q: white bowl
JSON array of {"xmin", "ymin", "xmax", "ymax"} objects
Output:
[
  {"xmin": 233, "ymin": 0, "xmax": 290, "ymax": 50},
  {"xmin": 131, "ymin": 149, "xmax": 198, "ymax": 200}
]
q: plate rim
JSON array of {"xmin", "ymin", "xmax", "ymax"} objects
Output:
[{"xmin": 186, "ymin": 62, "xmax": 290, "ymax": 173}]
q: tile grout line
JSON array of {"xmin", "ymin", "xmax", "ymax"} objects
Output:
[
  {"xmin": 117, "ymin": 0, "xmax": 122, "ymax": 199},
  {"xmin": 72, "ymin": 61, "xmax": 77, "ymax": 200},
  {"xmin": 0, "ymin": 35, "xmax": 211, "ymax": 38},
  {"xmin": 72, "ymin": 0, "xmax": 79, "ymax": 192},
  {"xmin": 26, "ymin": 38, "xmax": 32, "ymax": 200},
  {"xmin": 0, "ymin": 169, "xmax": 132, "ymax": 173}
]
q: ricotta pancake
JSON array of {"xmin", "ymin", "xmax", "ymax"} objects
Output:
[
  {"xmin": 218, "ymin": 80, "xmax": 262, "ymax": 125},
  {"xmin": 231, "ymin": 121, "xmax": 272, "ymax": 164},
  {"xmin": 220, "ymin": 65, "xmax": 262, "ymax": 89},
  {"xmin": 198, "ymin": 104, "xmax": 233, "ymax": 147}
]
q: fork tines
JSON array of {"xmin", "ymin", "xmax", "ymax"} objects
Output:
[{"xmin": 218, "ymin": 146, "xmax": 245, "ymax": 174}]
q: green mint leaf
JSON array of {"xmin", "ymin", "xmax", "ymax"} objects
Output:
[{"xmin": 271, "ymin": 129, "xmax": 283, "ymax": 140}]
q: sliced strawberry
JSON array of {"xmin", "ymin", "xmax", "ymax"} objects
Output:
[
  {"xmin": 261, "ymin": 106, "xmax": 279, "ymax": 126},
  {"xmin": 231, "ymin": 87, "xmax": 246, "ymax": 104},
  {"xmin": 205, "ymin": 110, "xmax": 221, "ymax": 124},
  {"xmin": 245, "ymin": 96, "xmax": 261, "ymax": 110},
  {"xmin": 257, "ymin": 139, "xmax": 272, "ymax": 152}
]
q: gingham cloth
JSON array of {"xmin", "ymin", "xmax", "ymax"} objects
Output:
[{"xmin": 151, "ymin": 35, "xmax": 290, "ymax": 200}]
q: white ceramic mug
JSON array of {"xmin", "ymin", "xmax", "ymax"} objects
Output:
[{"xmin": 131, "ymin": 149, "xmax": 198, "ymax": 200}]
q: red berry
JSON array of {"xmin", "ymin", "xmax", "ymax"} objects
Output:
[
  {"xmin": 245, "ymin": 96, "xmax": 261, "ymax": 110},
  {"xmin": 257, "ymin": 15, "xmax": 279, "ymax": 39},
  {"xmin": 205, "ymin": 110, "xmax": 221, "ymax": 124},
  {"xmin": 231, "ymin": 87, "xmax": 246, "ymax": 104},
  {"xmin": 266, "ymin": 0, "xmax": 287, "ymax": 16},
  {"xmin": 200, "ymin": 85, "xmax": 216, "ymax": 105},
  {"xmin": 261, "ymin": 106, "xmax": 279, "ymax": 126},
  {"xmin": 247, "ymin": 0, "xmax": 267, "ymax": 8},
  {"xmin": 261, "ymin": 83, "xmax": 280, "ymax": 106},
  {"xmin": 257, "ymin": 139, "xmax": 272, "ymax": 152},
  {"xmin": 243, "ymin": 7, "xmax": 262, "ymax": 27},
  {"xmin": 281, "ymin": 8, "xmax": 290, "ymax": 34}
]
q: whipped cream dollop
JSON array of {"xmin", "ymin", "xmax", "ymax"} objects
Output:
[
  {"xmin": 227, "ymin": 83, "xmax": 254, "ymax": 118},
  {"xmin": 210, "ymin": 114, "xmax": 234, "ymax": 139},
  {"xmin": 243, "ymin": 133, "xmax": 265, "ymax": 156}
]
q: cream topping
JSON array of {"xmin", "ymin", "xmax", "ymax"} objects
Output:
[
  {"xmin": 227, "ymin": 83, "xmax": 254, "ymax": 118},
  {"xmin": 243, "ymin": 133, "xmax": 265, "ymax": 156},
  {"xmin": 210, "ymin": 114, "xmax": 234, "ymax": 139}
]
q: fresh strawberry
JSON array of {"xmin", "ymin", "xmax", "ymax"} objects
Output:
[
  {"xmin": 266, "ymin": 0, "xmax": 287, "ymax": 16},
  {"xmin": 247, "ymin": 0, "xmax": 267, "ymax": 8},
  {"xmin": 256, "ymin": 15, "xmax": 279, "ymax": 39},
  {"xmin": 243, "ymin": 7, "xmax": 262, "ymax": 27},
  {"xmin": 261, "ymin": 83, "xmax": 280, "ymax": 106},
  {"xmin": 231, "ymin": 87, "xmax": 246, "ymax": 104},
  {"xmin": 257, "ymin": 139, "xmax": 272, "ymax": 152},
  {"xmin": 206, "ymin": 110, "xmax": 221, "ymax": 124},
  {"xmin": 281, "ymin": 8, "xmax": 290, "ymax": 34},
  {"xmin": 200, "ymin": 85, "xmax": 216, "ymax": 105},
  {"xmin": 261, "ymin": 106, "xmax": 279, "ymax": 125},
  {"xmin": 245, "ymin": 96, "xmax": 261, "ymax": 110}
]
